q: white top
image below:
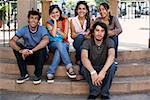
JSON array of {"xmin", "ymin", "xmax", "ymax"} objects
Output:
[{"xmin": 71, "ymin": 16, "xmax": 87, "ymax": 35}]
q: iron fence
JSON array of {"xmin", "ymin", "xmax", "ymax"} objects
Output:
[
  {"xmin": 0, "ymin": 0, "xmax": 17, "ymax": 46},
  {"xmin": 119, "ymin": 0, "xmax": 149, "ymax": 19}
]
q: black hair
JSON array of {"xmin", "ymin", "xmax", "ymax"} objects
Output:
[
  {"xmin": 49, "ymin": 4, "xmax": 64, "ymax": 21},
  {"xmin": 91, "ymin": 21, "xmax": 108, "ymax": 40},
  {"xmin": 99, "ymin": 2, "xmax": 113, "ymax": 25},
  {"xmin": 27, "ymin": 10, "xmax": 41, "ymax": 20},
  {"xmin": 75, "ymin": 1, "xmax": 90, "ymax": 31},
  {"xmin": 100, "ymin": 2, "xmax": 109, "ymax": 10}
]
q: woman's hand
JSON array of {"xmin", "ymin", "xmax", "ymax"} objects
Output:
[
  {"xmin": 108, "ymin": 30, "xmax": 115, "ymax": 37},
  {"xmin": 50, "ymin": 15, "xmax": 56, "ymax": 21}
]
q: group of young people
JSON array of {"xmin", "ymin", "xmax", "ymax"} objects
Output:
[{"xmin": 10, "ymin": 1, "xmax": 122, "ymax": 100}]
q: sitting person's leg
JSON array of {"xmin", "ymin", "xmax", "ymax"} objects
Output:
[
  {"xmin": 83, "ymin": 66, "xmax": 101, "ymax": 99},
  {"xmin": 47, "ymin": 49, "xmax": 61, "ymax": 83},
  {"xmin": 32, "ymin": 48, "xmax": 47, "ymax": 84},
  {"xmin": 53, "ymin": 42, "xmax": 76, "ymax": 78},
  {"xmin": 13, "ymin": 42, "xmax": 29, "ymax": 83},
  {"xmin": 47, "ymin": 42, "xmax": 61, "ymax": 83},
  {"xmin": 111, "ymin": 36, "xmax": 119, "ymax": 64},
  {"xmin": 73, "ymin": 34, "xmax": 85, "ymax": 63},
  {"xmin": 101, "ymin": 63, "xmax": 117, "ymax": 99}
]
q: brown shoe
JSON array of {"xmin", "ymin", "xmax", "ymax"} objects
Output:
[{"xmin": 76, "ymin": 74, "xmax": 84, "ymax": 81}]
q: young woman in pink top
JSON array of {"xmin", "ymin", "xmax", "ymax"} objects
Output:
[{"xmin": 70, "ymin": 1, "xmax": 90, "ymax": 80}]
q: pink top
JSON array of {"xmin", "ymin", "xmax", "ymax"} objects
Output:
[{"xmin": 71, "ymin": 16, "xmax": 88, "ymax": 35}]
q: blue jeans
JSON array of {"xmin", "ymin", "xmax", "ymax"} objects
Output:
[
  {"xmin": 110, "ymin": 36, "xmax": 118, "ymax": 59},
  {"xmin": 73, "ymin": 34, "xmax": 85, "ymax": 62},
  {"xmin": 47, "ymin": 42, "xmax": 72, "ymax": 76},
  {"xmin": 83, "ymin": 63, "xmax": 117, "ymax": 97}
]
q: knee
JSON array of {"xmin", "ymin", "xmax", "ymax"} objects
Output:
[
  {"xmin": 55, "ymin": 42, "xmax": 67, "ymax": 51},
  {"xmin": 76, "ymin": 34, "xmax": 84, "ymax": 41},
  {"xmin": 108, "ymin": 63, "xmax": 117, "ymax": 74}
]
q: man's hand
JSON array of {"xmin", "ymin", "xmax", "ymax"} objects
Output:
[
  {"xmin": 95, "ymin": 70, "xmax": 106, "ymax": 86},
  {"xmin": 91, "ymin": 72, "xmax": 99, "ymax": 86},
  {"xmin": 19, "ymin": 49, "xmax": 33, "ymax": 60}
]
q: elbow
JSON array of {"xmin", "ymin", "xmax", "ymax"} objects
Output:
[
  {"xmin": 63, "ymin": 34, "xmax": 67, "ymax": 39},
  {"xmin": 45, "ymin": 38, "xmax": 49, "ymax": 45},
  {"xmin": 119, "ymin": 27, "xmax": 123, "ymax": 34},
  {"xmin": 9, "ymin": 39, "xmax": 14, "ymax": 47}
]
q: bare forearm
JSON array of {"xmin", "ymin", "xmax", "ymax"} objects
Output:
[
  {"xmin": 9, "ymin": 39, "xmax": 21, "ymax": 51},
  {"xmin": 101, "ymin": 49, "xmax": 115, "ymax": 72},
  {"xmin": 57, "ymin": 30, "xmax": 67, "ymax": 39},
  {"xmin": 32, "ymin": 37, "xmax": 49, "ymax": 52},
  {"xmin": 82, "ymin": 58, "xmax": 95, "ymax": 73},
  {"xmin": 71, "ymin": 33, "xmax": 78, "ymax": 39},
  {"xmin": 51, "ymin": 20, "xmax": 57, "ymax": 37}
]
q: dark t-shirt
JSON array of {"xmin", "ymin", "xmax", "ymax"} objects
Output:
[{"xmin": 82, "ymin": 38, "xmax": 115, "ymax": 66}]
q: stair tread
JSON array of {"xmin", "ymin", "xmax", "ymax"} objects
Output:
[
  {"xmin": 0, "ymin": 58, "xmax": 150, "ymax": 65},
  {"xmin": 1, "ymin": 47, "xmax": 150, "ymax": 64},
  {"xmin": 1, "ymin": 74, "xmax": 150, "ymax": 83}
]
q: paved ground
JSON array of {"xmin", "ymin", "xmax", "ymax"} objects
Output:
[{"xmin": 0, "ymin": 90, "xmax": 150, "ymax": 100}]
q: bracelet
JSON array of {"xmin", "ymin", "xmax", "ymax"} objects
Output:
[{"xmin": 90, "ymin": 70, "xmax": 96, "ymax": 75}]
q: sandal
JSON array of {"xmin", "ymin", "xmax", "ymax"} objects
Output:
[
  {"xmin": 66, "ymin": 67, "xmax": 76, "ymax": 79},
  {"xmin": 76, "ymin": 74, "xmax": 84, "ymax": 81}
]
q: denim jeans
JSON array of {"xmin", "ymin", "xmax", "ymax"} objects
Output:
[
  {"xmin": 110, "ymin": 36, "xmax": 118, "ymax": 59},
  {"xmin": 47, "ymin": 42, "xmax": 72, "ymax": 76},
  {"xmin": 73, "ymin": 34, "xmax": 85, "ymax": 62},
  {"xmin": 13, "ymin": 43, "xmax": 47, "ymax": 77},
  {"xmin": 83, "ymin": 63, "xmax": 117, "ymax": 97}
]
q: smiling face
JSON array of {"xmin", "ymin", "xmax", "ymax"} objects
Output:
[
  {"xmin": 99, "ymin": 5, "xmax": 109, "ymax": 18},
  {"xmin": 94, "ymin": 25, "xmax": 105, "ymax": 41},
  {"xmin": 50, "ymin": 8, "xmax": 60, "ymax": 20},
  {"xmin": 76, "ymin": 4, "xmax": 88, "ymax": 18},
  {"xmin": 28, "ymin": 15, "xmax": 39, "ymax": 28}
]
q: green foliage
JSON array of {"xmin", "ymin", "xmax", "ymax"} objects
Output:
[
  {"xmin": 95, "ymin": 0, "xmax": 109, "ymax": 7},
  {"xmin": 0, "ymin": 5, "xmax": 8, "ymax": 20}
]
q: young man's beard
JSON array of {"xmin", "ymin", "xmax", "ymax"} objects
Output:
[{"xmin": 95, "ymin": 37, "xmax": 103, "ymax": 41}]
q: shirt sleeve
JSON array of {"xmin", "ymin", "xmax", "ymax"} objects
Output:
[
  {"xmin": 41, "ymin": 26, "xmax": 49, "ymax": 37},
  {"xmin": 106, "ymin": 38, "xmax": 115, "ymax": 49},
  {"xmin": 15, "ymin": 27, "xmax": 25, "ymax": 38},
  {"xmin": 113, "ymin": 16, "xmax": 122, "ymax": 35},
  {"xmin": 82, "ymin": 39, "xmax": 91, "ymax": 50}
]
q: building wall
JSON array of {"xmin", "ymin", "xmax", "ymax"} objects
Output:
[{"xmin": 17, "ymin": 0, "xmax": 37, "ymax": 28}]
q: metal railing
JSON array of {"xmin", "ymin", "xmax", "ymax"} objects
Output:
[
  {"xmin": 0, "ymin": 0, "xmax": 17, "ymax": 46},
  {"xmin": 119, "ymin": 1, "xmax": 149, "ymax": 19}
]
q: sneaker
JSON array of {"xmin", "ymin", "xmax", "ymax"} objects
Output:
[
  {"xmin": 66, "ymin": 68, "xmax": 76, "ymax": 79},
  {"xmin": 76, "ymin": 74, "xmax": 84, "ymax": 81},
  {"xmin": 114, "ymin": 59, "xmax": 118, "ymax": 65},
  {"xmin": 88, "ymin": 95, "xmax": 97, "ymax": 100},
  {"xmin": 33, "ymin": 76, "xmax": 41, "ymax": 85},
  {"xmin": 16, "ymin": 74, "xmax": 29, "ymax": 84},
  {"xmin": 47, "ymin": 74, "xmax": 54, "ymax": 83}
]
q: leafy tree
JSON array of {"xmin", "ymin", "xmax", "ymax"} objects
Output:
[{"xmin": 95, "ymin": 0, "xmax": 108, "ymax": 6}]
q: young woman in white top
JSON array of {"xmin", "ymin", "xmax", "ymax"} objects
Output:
[{"xmin": 70, "ymin": 1, "xmax": 90, "ymax": 80}]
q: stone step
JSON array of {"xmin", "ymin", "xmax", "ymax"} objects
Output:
[
  {"xmin": 0, "ymin": 74, "xmax": 150, "ymax": 95},
  {"xmin": 0, "ymin": 61, "xmax": 150, "ymax": 77},
  {"xmin": 0, "ymin": 47, "xmax": 150, "ymax": 63}
]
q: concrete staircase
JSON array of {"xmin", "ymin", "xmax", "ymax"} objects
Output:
[{"xmin": 0, "ymin": 46, "xmax": 150, "ymax": 95}]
